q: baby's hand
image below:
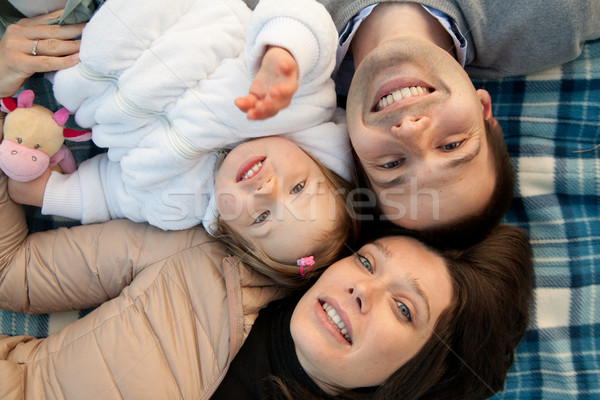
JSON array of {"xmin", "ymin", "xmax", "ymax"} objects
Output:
[
  {"xmin": 235, "ymin": 46, "xmax": 298, "ymax": 120},
  {"xmin": 7, "ymin": 168, "xmax": 50, "ymax": 207}
]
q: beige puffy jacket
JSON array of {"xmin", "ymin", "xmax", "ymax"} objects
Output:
[{"xmin": 0, "ymin": 173, "xmax": 286, "ymax": 399}]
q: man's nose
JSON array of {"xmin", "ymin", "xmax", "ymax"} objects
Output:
[{"xmin": 390, "ymin": 115, "xmax": 430, "ymax": 153}]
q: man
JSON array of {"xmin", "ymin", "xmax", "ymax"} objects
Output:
[{"xmin": 244, "ymin": 0, "xmax": 599, "ymax": 247}]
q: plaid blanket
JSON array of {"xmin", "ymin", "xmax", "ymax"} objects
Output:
[
  {"xmin": 1, "ymin": 36, "xmax": 599, "ymax": 398},
  {"xmin": 477, "ymin": 38, "xmax": 600, "ymax": 399}
]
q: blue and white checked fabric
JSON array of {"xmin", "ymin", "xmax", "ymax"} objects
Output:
[
  {"xmin": 474, "ymin": 38, "xmax": 600, "ymax": 399},
  {"xmin": 1, "ymin": 34, "xmax": 599, "ymax": 399}
]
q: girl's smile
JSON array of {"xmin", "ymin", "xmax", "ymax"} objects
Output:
[
  {"xmin": 214, "ymin": 136, "xmax": 337, "ymax": 264},
  {"xmin": 236, "ymin": 156, "xmax": 265, "ymax": 182}
]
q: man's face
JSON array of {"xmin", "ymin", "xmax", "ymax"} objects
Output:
[{"xmin": 346, "ymin": 36, "xmax": 495, "ymax": 229}]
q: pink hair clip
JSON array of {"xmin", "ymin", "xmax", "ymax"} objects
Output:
[{"xmin": 297, "ymin": 256, "xmax": 315, "ymax": 276}]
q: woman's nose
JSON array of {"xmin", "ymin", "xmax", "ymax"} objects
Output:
[{"xmin": 349, "ymin": 279, "xmax": 381, "ymax": 313}]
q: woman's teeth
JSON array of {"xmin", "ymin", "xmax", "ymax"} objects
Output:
[
  {"xmin": 322, "ymin": 302, "xmax": 352, "ymax": 344},
  {"xmin": 376, "ymin": 86, "xmax": 430, "ymax": 111},
  {"xmin": 240, "ymin": 161, "xmax": 262, "ymax": 181}
]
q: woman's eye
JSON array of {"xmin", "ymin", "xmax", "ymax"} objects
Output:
[
  {"xmin": 290, "ymin": 182, "xmax": 305, "ymax": 194},
  {"xmin": 254, "ymin": 210, "xmax": 270, "ymax": 224},
  {"xmin": 381, "ymin": 159, "xmax": 404, "ymax": 169},
  {"xmin": 440, "ymin": 141, "xmax": 463, "ymax": 151},
  {"xmin": 356, "ymin": 253, "xmax": 373, "ymax": 273},
  {"xmin": 396, "ymin": 301, "xmax": 412, "ymax": 322}
]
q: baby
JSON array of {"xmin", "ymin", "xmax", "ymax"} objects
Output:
[{"xmin": 7, "ymin": 0, "xmax": 356, "ymax": 286}]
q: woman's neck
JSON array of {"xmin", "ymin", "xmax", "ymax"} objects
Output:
[{"xmin": 351, "ymin": 3, "xmax": 456, "ymax": 67}]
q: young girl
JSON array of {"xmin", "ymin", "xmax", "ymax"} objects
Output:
[
  {"xmin": 6, "ymin": 0, "xmax": 356, "ymax": 283},
  {"xmin": 0, "ymin": 172, "xmax": 533, "ymax": 399}
]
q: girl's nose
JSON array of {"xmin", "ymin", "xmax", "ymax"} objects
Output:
[{"xmin": 255, "ymin": 176, "xmax": 277, "ymax": 198}]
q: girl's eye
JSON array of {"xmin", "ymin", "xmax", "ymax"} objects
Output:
[
  {"xmin": 440, "ymin": 141, "xmax": 463, "ymax": 151},
  {"xmin": 356, "ymin": 253, "xmax": 373, "ymax": 273},
  {"xmin": 254, "ymin": 210, "xmax": 270, "ymax": 224},
  {"xmin": 290, "ymin": 182, "xmax": 305, "ymax": 194},
  {"xmin": 396, "ymin": 301, "xmax": 412, "ymax": 322},
  {"xmin": 380, "ymin": 159, "xmax": 404, "ymax": 169}
]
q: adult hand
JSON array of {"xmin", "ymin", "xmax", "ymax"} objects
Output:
[{"xmin": 0, "ymin": 9, "xmax": 85, "ymax": 97}]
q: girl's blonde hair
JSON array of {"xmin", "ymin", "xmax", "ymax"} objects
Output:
[{"xmin": 214, "ymin": 151, "xmax": 358, "ymax": 289}]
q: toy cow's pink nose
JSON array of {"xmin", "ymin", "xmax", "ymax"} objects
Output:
[{"xmin": 0, "ymin": 139, "xmax": 50, "ymax": 182}]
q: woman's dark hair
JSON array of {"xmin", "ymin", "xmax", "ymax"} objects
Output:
[{"xmin": 264, "ymin": 224, "xmax": 534, "ymax": 399}]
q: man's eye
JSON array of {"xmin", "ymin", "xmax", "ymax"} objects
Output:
[
  {"xmin": 396, "ymin": 301, "xmax": 413, "ymax": 322},
  {"xmin": 254, "ymin": 210, "xmax": 270, "ymax": 224},
  {"xmin": 290, "ymin": 182, "xmax": 305, "ymax": 194},
  {"xmin": 380, "ymin": 159, "xmax": 404, "ymax": 169},
  {"xmin": 440, "ymin": 141, "xmax": 463, "ymax": 151},
  {"xmin": 356, "ymin": 253, "xmax": 373, "ymax": 273}
]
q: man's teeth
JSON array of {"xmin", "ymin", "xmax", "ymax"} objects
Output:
[
  {"xmin": 241, "ymin": 161, "xmax": 262, "ymax": 181},
  {"xmin": 322, "ymin": 302, "xmax": 352, "ymax": 344},
  {"xmin": 376, "ymin": 86, "xmax": 430, "ymax": 111}
]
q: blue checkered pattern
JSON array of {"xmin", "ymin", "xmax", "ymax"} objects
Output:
[
  {"xmin": 475, "ymin": 39, "xmax": 600, "ymax": 399},
  {"xmin": 1, "ymin": 33, "xmax": 599, "ymax": 398}
]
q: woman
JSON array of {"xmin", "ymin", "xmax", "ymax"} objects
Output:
[
  {"xmin": 214, "ymin": 224, "xmax": 533, "ymax": 399},
  {"xmin": 0, "ymin": 168, "xmax": 533, "ymax": 399}
]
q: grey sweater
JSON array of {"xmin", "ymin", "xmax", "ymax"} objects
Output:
[{"xmin": 243, "ymin": 0, "xmax": 600, "ymax": 79}]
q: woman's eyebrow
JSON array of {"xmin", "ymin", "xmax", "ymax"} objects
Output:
[{"xmin": 372, "ymin": 240, "xmax": 431, "ymax": 323}]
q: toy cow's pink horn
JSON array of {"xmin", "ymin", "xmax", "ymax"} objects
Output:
[
  {"xmin": 52, "ymin": 108, "xmax": 70, "ymax": 127},
  {"xmin": 16, "ymin": 90, "xmax": 34, "ymax": 108}
]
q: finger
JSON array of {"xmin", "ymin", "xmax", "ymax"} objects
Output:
[
  {"xmin": 234, "ymin": 98, "xmax": 252, "ymax": 112},
  {"xmin": 20, "ymin": 53, "xmax": 80, "ymax": 75},
  {"xmin": 19, "ymin": 23, "xmax": 86, "ymax": 41},
  {"xmin": 234, "ymin": 94, "xmax": 258, "ymax": 111},
  {"xmin": 17, "ymin": 9, "xmax": 65, "ymax": 26},
  {"xmin": 30, "ymin": 38, "xmax": 82, "ymax": 57},
  {"xmin": 253, "ymin": 101, "xmax": 278, "ymax": 119}
]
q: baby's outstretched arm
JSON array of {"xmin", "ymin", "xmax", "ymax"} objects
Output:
[
  {"xmin": 235, "ymin": 46, "xmax": 298, "ymax": 120},
  {"xmin": 7, "ymin": 168, "xmax": 49, "ymax": 207}
]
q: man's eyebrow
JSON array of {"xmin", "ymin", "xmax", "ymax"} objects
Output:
[
  {"xmin": 370, "ymin": 174, "xmax": 407, "ymax": 189},
  {"xmin": 444, "ymin": 138, "xmax": 481, "ymax": 168},
  {"xmin": 373, "ymin": 240, "xmax": 431, "ymax": 324}
]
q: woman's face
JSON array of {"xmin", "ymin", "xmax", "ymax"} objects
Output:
[{"xmin": 291, "ymin": 236, "xmax": 453, "ymax": 393}]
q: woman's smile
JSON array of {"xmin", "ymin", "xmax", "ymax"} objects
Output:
[{"xmin": 316, "ymin": 298, "xmax": 353, "ymax": 345}]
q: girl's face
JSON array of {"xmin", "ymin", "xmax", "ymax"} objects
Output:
[
  {"xmin": 214, "ymin": 136, "xmax": 337, "ymax": 264},
  {"xmin": 291, "ymin": 236, "xmax": 453, "ymax": 393}
]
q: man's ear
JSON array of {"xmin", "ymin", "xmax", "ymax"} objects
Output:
[{"xmin": 477, "ymin": 89, "xmax": 493, "ymax": 120}]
